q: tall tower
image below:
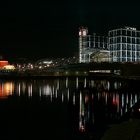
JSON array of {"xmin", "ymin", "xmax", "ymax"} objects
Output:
[{"xmin": 79, "ymin": 27, "xmax": 88, "ymax": 63}]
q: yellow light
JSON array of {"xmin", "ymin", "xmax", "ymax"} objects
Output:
[{"xmin": 3, "ymin": 65, "xmax": 15, "ymax": 70}]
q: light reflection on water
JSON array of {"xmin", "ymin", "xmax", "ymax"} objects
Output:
[
  {"xmin": 0, "ymin": 77, "xmax": 139, "ymax": 135},
  {"xmin": 0, "ymin": 81, "xmax": 14, "ymax": 98}
]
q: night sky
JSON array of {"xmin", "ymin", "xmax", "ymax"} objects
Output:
[{"xmin": 0, "ymin": 0, "xmax": 140, "ymax": 60}]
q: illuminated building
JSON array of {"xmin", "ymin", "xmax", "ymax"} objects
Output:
[
  {"xmin": 109, "ymin": 27, "xmax": 140, "ymax": 62},
  {"xmin": 0, "ymin": 60, "xmax": 16, "ymax": 72},
  {"xmin": 79, "ymin": 26, "xmax": 140, "ymax": 63},
  {"xmin": 0, "ymin": 61, "xmax": 9, "ymax": 67},
  {"xmin": 79, "ymin": 27, "xmax": 109, "ymax": 63},
  {"xmin": 3, "ymin": 65, "xmax": 15, "ymax": 70}
]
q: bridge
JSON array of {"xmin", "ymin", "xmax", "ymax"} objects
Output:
[{"xmin": 40, "ymin": 62, "xmax": 140, "ymax": 79}]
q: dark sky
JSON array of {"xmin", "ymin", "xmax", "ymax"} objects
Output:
[{"xmin": 0, "ymin": 0, "xmax": 140, "ymax": 60}]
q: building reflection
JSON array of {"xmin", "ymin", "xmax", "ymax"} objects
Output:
[
  {"xmin": 0, "ymin": 78, "xmax": 139, "ymax": 134},
  {"xmin": 78, "ymin": 79, "xmax": 140, "ymax": 132},
  {"xmin": 0, "ymin": 82, "xmax": 14, "ymax": 98}
]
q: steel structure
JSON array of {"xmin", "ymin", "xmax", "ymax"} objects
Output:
[
  {"xmin": 109, "ymin": 27, "xmax": 140, "ymax": 62},
  {"xmin": 79, "ymin": 27, "xmax": 109, "ymax": 63}
]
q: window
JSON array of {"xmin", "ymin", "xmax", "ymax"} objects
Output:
[
  {"xmin": 137, "ymin": 32, "xmax": 140, "ymax": 37},
  {"xmin": 110, "ymin": 45, "xmax": 113, "ymax": 51},
  {"xmin": 122, "ymin": 44, "xmax": 126, "ymax": 50},
  {"xmin": 115, "ymin": 45, "xmax": 118, "ymax": 50},
  {"xmin": 127, "ymin": 37, "xmax": 131, "ymax": 43},
  {"xmin": 117, "ymin": 44, "xmax": 121, "ymax": 50},
  {"xmin": 127, "ymin": 44, "xmax": 131, "ymax": 50},
  {"xmin": 109, "ymin": 31, "xmax": 113, "ymax": 37},
  {"xmin": 100, "ymin": 43, "xmax": 103, "ymax": 48},
  {"xmin": 113, "ymin": 52, "xmax": 117, "ymax": 57},
  {"xmin": 137, "ymin": 52, "xmax": 140, "ymax": 57},
  {"xmin": 137, "ymin": 38, "xmax": 140, "ymax": 44},
  {"xmin": 92, "ymin": 36, "xmax": 95, "ymax": 42},
  {"xmin": 132, "ymin": 45, "xmax": 135, "ymax": 51},
  {"xmin": 90, "ymin": 41, "xmax": 94, "ymax": 48},
  {"xmin": 95, "ymin": 43, "xmax": 98, "ymax": 48},
  {"xmin": 110, "ymin": 38, "xmax": 113, "ymax": 44},
  {"xmin": 132, "ymin": 52, "xmax": 135, "ymax": 57},
  {"xmin": 122, "ymin": 30, "xmax": 126, "ymax": 36},
  {"xmin": 132, "ymin": 31, "xmax": 136, "ymax": 37},
  {"xmin": 136, "ymin": 45, "xmax": 140, "ymax": 51},
  {"xmin": 113, "ymin": 37, "xmax": 117, "ymax": 43},
  {"xmin": 122, "ymin": 51, "xmax": 126, "ymax": 57},
  {"xmin": 117, "ymin": 58, "xmax": 120, "ymax": 62},
  {"xmin": 87, "ymin": 41, "xmax": 91, "ymax": 48},
  {"xmin": 95, "ymin": 36, "xmax": 98, "ymax": 42},
  {"xmin": 122, "ymin": 37, "xmax": 126, "ymax": 43},
  {"xmin": 132, "ymin": 58, "xmax": 135, "ymax": 61},
  {"xmin": 117, "ymin": 37, "xmax": 121, "ymax": 43},
  {"xmin": 127, "ymin": 51, "xmax": 131, "ymax": 57},
  {"xmin": 127, "ymin": 30, "xmax": 131, "ymax": 36},
  {"xmin": 132, "ymin": 38, "xmax": 135, "ymax": 44},
  {"xmin": 117, "ymin": 51, "xmax": 120, "ymax": 57}
]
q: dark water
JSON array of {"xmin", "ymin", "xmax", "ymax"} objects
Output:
[{"xmin": 0, "ymin": 77, "xmax": 139, "ymax": 140}]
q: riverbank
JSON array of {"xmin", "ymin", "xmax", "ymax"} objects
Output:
[
  {"xmin": 101, "ymin": 118, "xmax": 140, "ymax": 140},
  {"xmin": 101, "ymin": 98, "xmax": 140, "ymax": 140},
  {"xmin": 0, "ymin": 73, "xmax": 140, "ymax": 81}
]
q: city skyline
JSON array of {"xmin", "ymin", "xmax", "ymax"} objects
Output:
[{"xmin": 0, "ymin": 0, "xmax": 140, "ymax": 60}]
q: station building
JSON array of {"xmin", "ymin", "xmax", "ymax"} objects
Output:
[
  {"xmin": 79, "ymin": 26, "xmax": 140, "ymax": 63},
  {"xmin": 79, "ymin": 27, "xmax": 109, "ymax": 63}
]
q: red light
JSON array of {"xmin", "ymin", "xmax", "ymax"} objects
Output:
[{"xmin": 0, "ymin": 61, "xmax": 9, "ymax": 67}]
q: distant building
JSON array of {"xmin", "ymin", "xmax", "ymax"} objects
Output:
[
  {"xmin": 79, "ymin": 27, "xmax": 109, "ymax": 63},
  {"xmin": 0, "ymin": 61, "xmax": 9, "ymax": 67},
  {"xmin": 109, "ymin": 27, "xmax": 140, "ymax": 62},
  {"xmin": 79, "ymin": 26, "xmax": 140, "ymax": 63},
  {"xmin": 0, "ymin": 60, "xmax": 15, "ymax": 71}
]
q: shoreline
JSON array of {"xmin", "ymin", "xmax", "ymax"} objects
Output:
[{"xmin": 0, "ymin": 73, "xmax": 140, "ymax": 81}]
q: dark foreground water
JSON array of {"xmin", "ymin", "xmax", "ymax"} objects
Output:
[{"xmin": 0, "ymin": 77, "xmax": 139, "ymax": 140}]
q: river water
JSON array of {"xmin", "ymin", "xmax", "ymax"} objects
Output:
[{"xmin": 0, "ymin": 77, "xmax": 139, "ymax": 140}]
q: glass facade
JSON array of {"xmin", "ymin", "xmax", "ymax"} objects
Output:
[
  {"xmin": 79, "ymin": 27, "xmax": 140, "ymax": 63},
  {"xmin": 79, "ymin": 27, "xmax": 108, "ymax": 63},
  {"xmin": 109, "ymin": 27, "xmax": 140, "ymax": 62}
]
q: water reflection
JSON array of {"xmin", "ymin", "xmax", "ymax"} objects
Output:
[
  {"xmin": 0, "ymin": 78, "xmax": 139, "ymax": 135},
  {"xmin": 0, "ymin": 81, "xmax": 14, "ymax": 98},
  {"xmin": 78, "ymin": 79, "xmax": 140, "ymax": 132}
]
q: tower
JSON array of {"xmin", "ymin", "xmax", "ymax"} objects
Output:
[{"xmin": 79, "ymin": 27, "xmax": 88, "ymax": 63}]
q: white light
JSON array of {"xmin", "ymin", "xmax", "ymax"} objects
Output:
[{"xmin": 83, "ymin": 31, "xmax": 87, "ymax": 36}]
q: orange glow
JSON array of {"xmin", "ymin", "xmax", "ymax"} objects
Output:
[
  {"xmin": 0, "ymin": 82, "xmax": 14, "ymax": 98},
  {"xmin": 85, "ymin": 95, "xmax": 89, "ymax": 103},
  {"xmin": 0, "ymin": 61, "xmax": 9, "ymax": 67}
]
